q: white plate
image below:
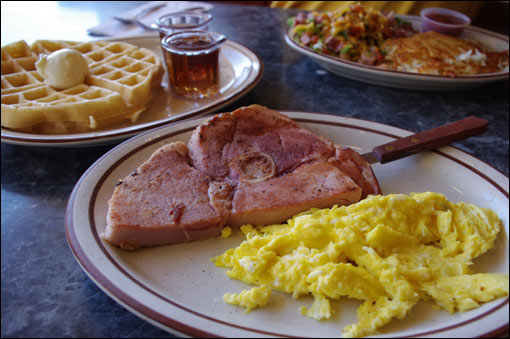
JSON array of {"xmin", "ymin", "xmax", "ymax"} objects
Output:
[
  {"xmin": 66, "ymin": 112, "xmax": 509, "ymax": 338},
  {"xmin": 1, "ymin": 36, "xmax": 262, "ymax": 147},
  {"xmin": 285, "ymin": 15, "xmax": 509, "ymax": 90}
]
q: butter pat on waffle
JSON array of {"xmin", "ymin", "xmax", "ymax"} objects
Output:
[{"xmin": 1, "ymin": 39, "xmax": 163, "ymax": 134}]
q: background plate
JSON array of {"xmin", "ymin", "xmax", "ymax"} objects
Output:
[
  {"xmin": 1, "ymin": 36, "xmax": 262, "ymax": 147},
  {"xmin": 66, "ymin": 112, "xmax": 509, "ymax": 338},
  {"xmin": 285, "ymin": 15, "xmax": 509, "ymax": 90}
]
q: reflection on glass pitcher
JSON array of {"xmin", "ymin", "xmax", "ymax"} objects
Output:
[{"xmin": 154, "ymin": 12, "xmax": 213, "ymax": 40}]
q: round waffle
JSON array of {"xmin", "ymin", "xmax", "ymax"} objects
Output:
[{"xmin": 1, "ymin": 39, "xmax": 163, "ymax": 134}]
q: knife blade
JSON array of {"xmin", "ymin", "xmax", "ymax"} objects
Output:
[{"xmin": 361, "ymin": 116, "xmax": 488, "ymax": 164}]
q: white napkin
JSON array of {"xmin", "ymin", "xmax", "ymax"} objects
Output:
[{"xmin": 87, "ymin": 1, "xmax": 214, "ymax": 37}]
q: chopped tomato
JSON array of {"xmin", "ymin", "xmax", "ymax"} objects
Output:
[
  {"xmin": 349, "ymin": 26, "xmax": 363, "ymax": 37},
  {"xmin": 374, "ymin": 50, "xmax": 384, "ymax": 63},
  {"xmin": 325, "ymin": 36, "xmax": 343, "ymax": 52},
  {"xmin": 382, "ymin": 28, "xmax": 393, "ymax": 38}
]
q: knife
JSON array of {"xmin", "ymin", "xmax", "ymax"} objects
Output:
[{"xmin": 361, "ymin": 116, "xmax": 488, "ymax": 164}]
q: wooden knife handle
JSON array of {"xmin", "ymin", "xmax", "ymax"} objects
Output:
[{"xmin": 372, "ymin": 116, "xmax": 488, "ymax": 164}]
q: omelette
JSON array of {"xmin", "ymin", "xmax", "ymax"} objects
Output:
[
  {"xmin": 212, "ymin": 192, "xmax": 508, "ymax": 338},
  {"xmin": 382, "ymin": 31, "xmax": 509, "ymax": 77}
]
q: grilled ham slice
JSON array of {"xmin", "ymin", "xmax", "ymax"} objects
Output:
[
  {"xmin": 102, "ymin": 142, "xmax": 231, "ymax": 249},
  {"xmin": 188, "ymin": 105, "xmax": 335, "ymax": 183},
  {"xmin": 103, "ymin": 105, "xmax": 381, "ymax": 249},
  {"xmin": 188, "ymin": 105, "xmax": 380, "ymax": 197},
  {"xmin": 228, "ymin": 161, "xmax": 361, "ymax": 227},
  {"xmin": 329, "ymin": 146, "xmax": 380, "ymax": 199}
]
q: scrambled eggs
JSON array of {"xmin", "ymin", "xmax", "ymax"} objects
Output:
[
  {"xmin": 223, "ymin": 286, "xmax": 271, "ymax": 313},
  {"xmin": 212, "ymin": 192, "xmax": 508, "ymax": 338},
  {"xmin": 221, "ymin": 226, "xmax": 232, "ymax": 238}
]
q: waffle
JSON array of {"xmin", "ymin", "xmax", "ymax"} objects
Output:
[
  {"xmin": 1, "ymin": 40, "xmax": 43, "ymax": 95},
  {"xmin": 1, "ymin": 39, "xmax": 163, "ymax": 134}
]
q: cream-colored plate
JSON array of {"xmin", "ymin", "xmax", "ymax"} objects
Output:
[
  {"xmin": 66, "ymin": 112, "xmax": 509, "ymax": 338},
  {"xmin": 1, "ymin": 36, "xmax": 262, "ymax": 147},
  {"xmin": 285, "ymin": 15, "xmax": 509, "ymax": 90}
]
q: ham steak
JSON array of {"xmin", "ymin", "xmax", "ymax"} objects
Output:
[
  {"xmin": 188, "ymin": 105, "xmax": 335, "ymax": 183},
  {"xmin": 229, "ymin": 161, "xmax": 361, "ymax": 227},
  {"xmin": 102, "ymin": 142, "xmax": 231, "ymax": 249},
  {"xmin": 103, "ymin": 105, "xmax": 381, "ymax": 249}
]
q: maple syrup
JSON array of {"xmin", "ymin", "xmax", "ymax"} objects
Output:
[{"xmin": 162, "ymin": 31, "xmax": 226, "ymax": 99}]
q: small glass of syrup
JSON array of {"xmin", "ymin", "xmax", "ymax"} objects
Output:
[
  {"xmin": 154, "ymin": 12, "xmax": 213, "ymax": 40},
  {"xmin": 161, "ymin": 30, "xmax": 226, "ymax": 99}
]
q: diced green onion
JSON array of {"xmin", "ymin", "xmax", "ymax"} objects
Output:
[
  {"xmin": 341, "ymin": 44, "xmax": 352, "ymax": 54},
  {"xmin": 295, "ymin": 27, "xmax": 306, "ymax": 36},
  {"xmin": 395, "ymin": 17, "xmax": 411, "ymax": 27}
]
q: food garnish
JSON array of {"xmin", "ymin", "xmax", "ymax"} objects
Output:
[{"xmin": 289, "ymin": 2, "xmax": 415, "ymax": 66}]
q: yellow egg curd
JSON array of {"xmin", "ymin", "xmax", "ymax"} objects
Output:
[{"xmin": 211, "ymin": 192, "xmax": 508, "ymax": 338}]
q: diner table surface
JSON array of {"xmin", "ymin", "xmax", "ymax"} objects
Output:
[{"xmin": 1, "ymin": 1, "xmax": 509, "ymax": 338}]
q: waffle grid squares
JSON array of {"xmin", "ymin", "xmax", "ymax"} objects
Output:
[{"xmin": 1, "ymin": 39, "xmax": 163, "ymax": 133}]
